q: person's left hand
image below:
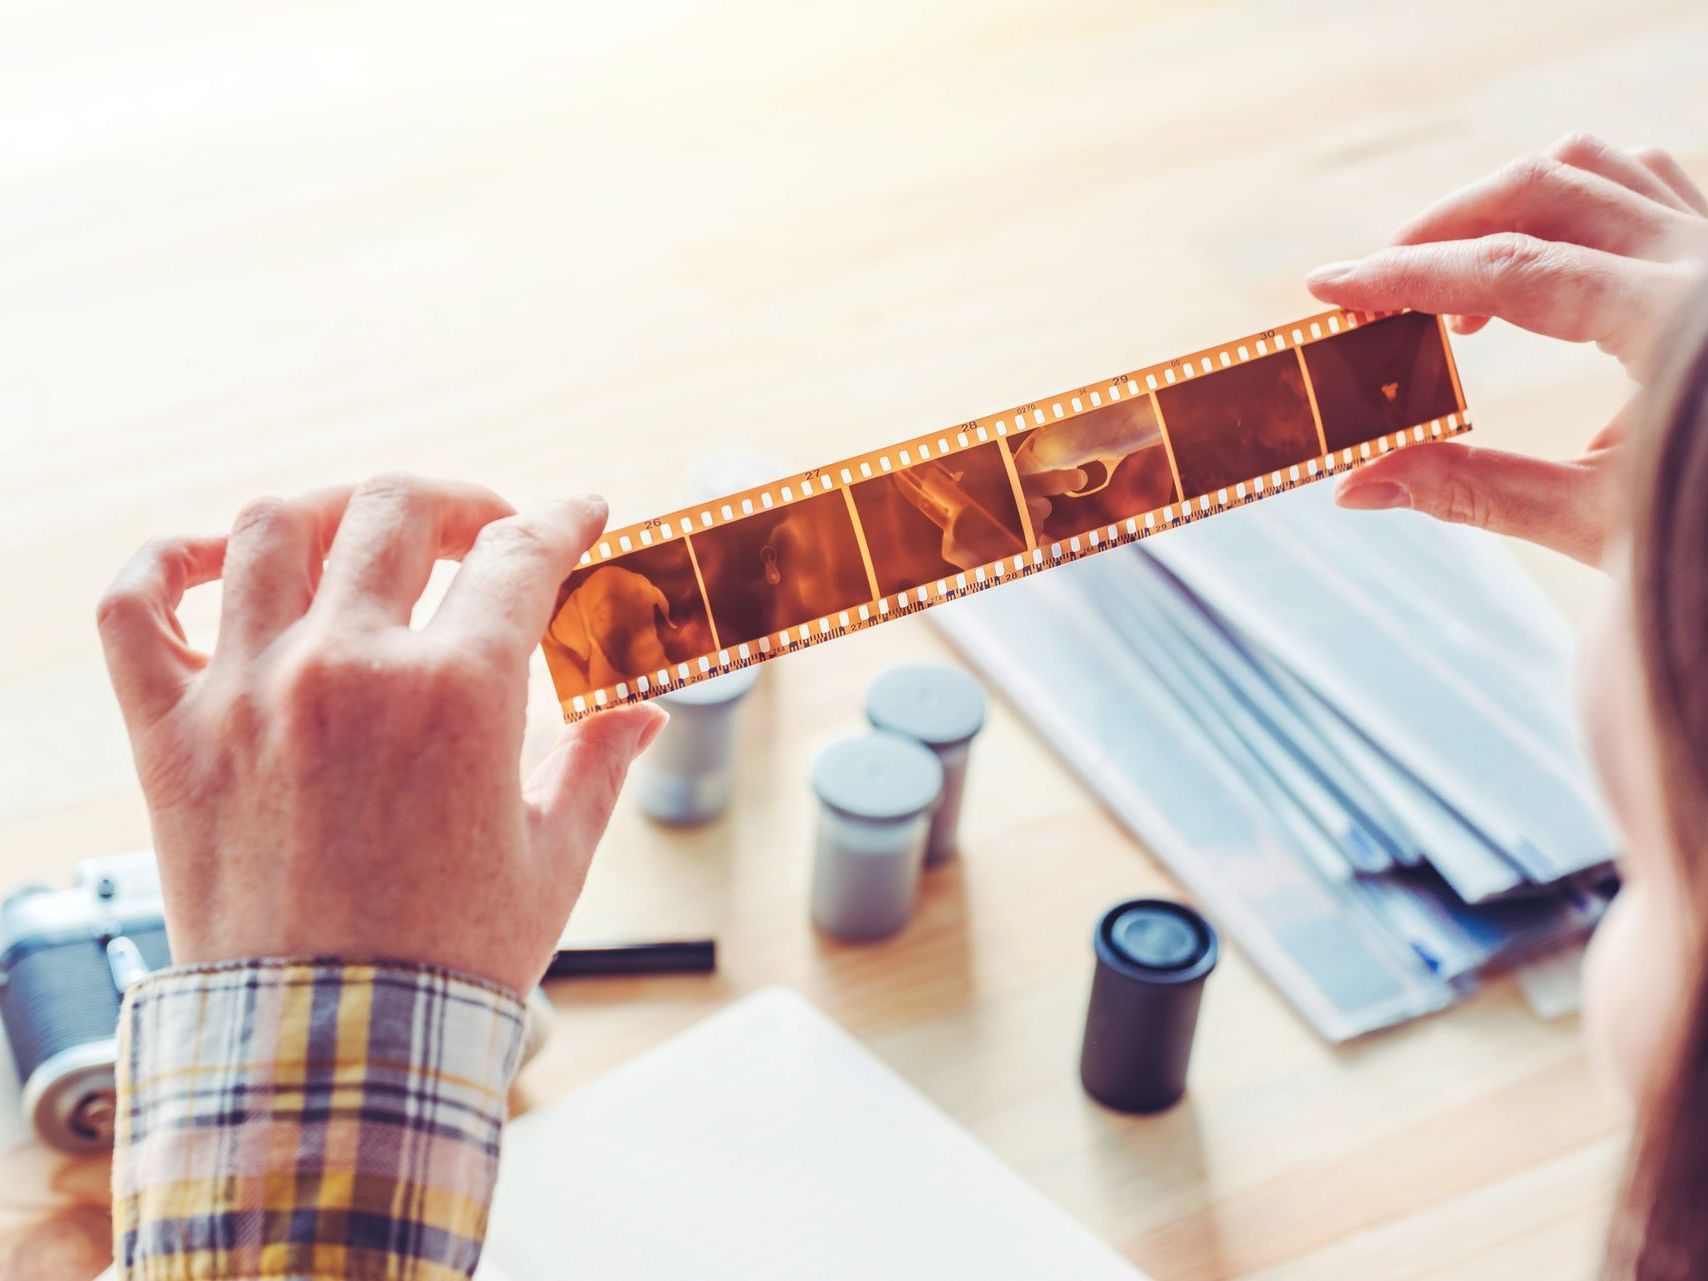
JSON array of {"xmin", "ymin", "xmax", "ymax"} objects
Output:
[
  {"xmin": 97, "ymin": 474, "xmax": 666, "ymax": 996},
  {"xmin": 1307, "ymin": 133, "xmax": 1708, "ymax": 566}
]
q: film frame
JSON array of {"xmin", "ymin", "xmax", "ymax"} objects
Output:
[{"xmin": 543, "ymin": 307, "xmax": 1468, "ymax": 720}]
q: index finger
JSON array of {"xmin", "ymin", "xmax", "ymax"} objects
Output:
[
  {"xmin": 1389, "ymin": 157, "xmax": 1684, "ymax": 259},
  {"xmin": 428, "ymin": 496, "xmax": 609, "ymax": 663},
  {"xmin": 1306, "ymin": 235, "xmax": 1680, "ymax": 368}
]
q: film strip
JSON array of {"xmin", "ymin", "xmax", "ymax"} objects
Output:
[{"xmin": 543, "ymin": 307, "xmax": 1468, "ymax": 721}]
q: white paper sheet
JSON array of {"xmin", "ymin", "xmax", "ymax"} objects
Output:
[{"xmin": 479, "ymin": 988, "xmax": 1148, "ymax": 1281}]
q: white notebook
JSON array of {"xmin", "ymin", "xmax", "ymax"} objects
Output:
[{"xmin": 477, "ymin": 988, "xmax": 1148, "ymax": 1281}]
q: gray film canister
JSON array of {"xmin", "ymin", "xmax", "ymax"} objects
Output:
[
  {"xmin": 810, "ymin": 731, "xmax": 944, "ymax": 942},
  {"xmin": 1079, "ymin": 898, "xmax": 1219, "ymax": 1114},
  {"xmin": 636, "ymin": 667, "xmax": 760, "ymax": 825},
  {"xmin": 863, "ymin": 664, "xmax": 986, "ymax": 866}
]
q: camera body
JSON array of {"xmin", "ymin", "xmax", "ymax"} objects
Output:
[{"xmin": 0, "ymin": 850, "xmax": 169, "ymax": 1151}]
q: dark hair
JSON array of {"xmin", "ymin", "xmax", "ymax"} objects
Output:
[{"xmin": 1605, "ymin": 278, "xmax": 1708, "ymax": 1280}]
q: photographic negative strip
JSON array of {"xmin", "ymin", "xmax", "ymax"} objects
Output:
[
  {"xmin": 1301, "ymin": 310, "xmax": 1462, "ymax": 453},
  {"xmin": 1009, "ymin": 394, "xmax": 1179, "ymax": 544},
  {"xmin": 1156, "ymin": 348, "xmax": 1320, "ymax": 499},
  {"xmin": 545, "ymin": 539, "xmax": 716, "ymax": 694},
  {"xmin": 683, "ymin": 488, "xmax": 871, "ymax": 652},
  {"xmin": 850, "ymin": 440, "xmax": 1029, "ymax": 596},
  {"xmin": 542, "ymin": 308, "xmax": 1469, "ymax": 718}
]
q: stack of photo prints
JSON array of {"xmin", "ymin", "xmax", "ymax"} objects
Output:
[{"xmin": 937, "ymin": 482, "xmax": 1617, "ymax": 1041}]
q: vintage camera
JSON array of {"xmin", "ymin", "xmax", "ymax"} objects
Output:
[{"xmin": 0, "ymin": 850, "xmax": 169, "ymax": 1152}]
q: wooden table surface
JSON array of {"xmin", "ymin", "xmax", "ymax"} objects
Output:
[{"xmin": 4, "ymin": 1, "xmax": 1704, "ymax": 1276}]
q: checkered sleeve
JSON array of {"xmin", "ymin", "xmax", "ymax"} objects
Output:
[{"xmin": 112, "ymin": 958, "xmax": 528, "ymax": 1281}]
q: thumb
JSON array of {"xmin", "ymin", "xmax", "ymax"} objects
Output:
[
  {"xmin": 1332, "ymin": 441, "xmax": 1615, "ymax": 565},
  {"xmin": 525, "ymin": 703, "xmax": 669, "ymax": 878}
]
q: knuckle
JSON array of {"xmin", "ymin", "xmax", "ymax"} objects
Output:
[
  {"xmin": 94, "ymin": 583, "xmax": 147, "ymax": 636},
  {"xmin": 463, "ymin": 628, "xmax": 525, "ymax": 680},
  {"xmin": 274, "ymin": 644, "xmax": 338, "ymax": 695},
  {"xmin": 404, "ymin": 647, "xmax": 504, "ymax": 730},
  {"xmin": 270, "ymin": 639, "xmax": 388, "ymax": 742},
  {"xmin": 1503, "ymin": 154, "xmax": 1560, "ymax": 198},
  {"xmin": 272, "ymin": 633, "xmax": 492, "ymax": 744},
  {"xmin": 1437, "ymin": 477, "xmax": 1490, "ymax": 530},
  {"xmin": 1547, "ymin": 131, "xmax": 1604, "ymax": 165},
  {"xmin": 476, "ymin": 516, "xmax": 550, "ymax": 560},
  {"xmin": 354, "ymin": 471, "xmax": 428, "ymax": 516},
  {"xmin": 424, "ymin": 650, "xmax": 492, "ymax": 703},
  {"xmin": 213, "ymin": 683, "xmax": 268, "ymax": 752},
  {"xmin": 230, "ymin": 495, "xmax": 298, "ymax": 541},
  {"xmin": 96, "ymin": 536, "xmax": 177, "ymax": 635},
  {"xmin": 1478, "ymin": 231, "xmax": 1549, "ymax": 284},
  {"xmin": 273, "ymin": 634, "xmax": 373, "ymax": 705}
]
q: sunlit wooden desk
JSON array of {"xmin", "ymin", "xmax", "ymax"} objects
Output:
[{"xmin": 7, "ymin": 0, "xmax": 1702, "ymax": 1275}]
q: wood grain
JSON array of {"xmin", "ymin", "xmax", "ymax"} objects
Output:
[{"xmin": 3, "ymin": 1, "xmax": 1698, "ymax": 1275}]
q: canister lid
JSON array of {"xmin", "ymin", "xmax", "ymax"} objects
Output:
[
  {"xmin": 864, "ymin": 664, "xmax": 986, "ymax": 748},
  {"xmin": 657, "ymin": 666, "xmax": 760, "ymax": 709},
  {"xmin": 1094, "ymin": 898, "xmax": 1218, "ymax": 983},
  {"xmin": 811, "ymin": 731, "xmax": 944, "ymax": 822}
]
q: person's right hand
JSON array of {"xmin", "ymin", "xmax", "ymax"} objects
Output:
[
  {"xmin": 1305, "ymin": 134, "xmax": 1708, "ymax": 565},
  {"xmin": 97, "ymin": 474, "xmax": 666, "ymax": 997}
]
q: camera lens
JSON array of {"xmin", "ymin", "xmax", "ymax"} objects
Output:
[{"xmin": 70, "ymin": 1090, "xmax": 116, "ymax": 1143}]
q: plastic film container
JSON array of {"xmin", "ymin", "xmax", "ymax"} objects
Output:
[
  {"xmin": 1078, "ymin": 898, "xmax": 1219, "ymax": 1113},
  {"xmin": 863, "ymin": 664, "xmax": 986, "ymax": 865},
  {"xmin": 809, "ymin": 732, "xmax": 944, "ymax": 942},
  {"xmin": 636, "ymin": 667, "xmax": 760, "ymax": 825}
]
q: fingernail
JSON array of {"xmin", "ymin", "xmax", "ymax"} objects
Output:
[
  {"xmin": 635, "ymin": 706, "xmax": 669, "ymax": 754},
  {"xmin": 1306, "ymin": 260, "xmax": 1359, "ymax": 286},
  {"xmin": 1335, "ymin": 479, "xmax": 1411, "ymax": 511},
  {"xmin": 572, "ymin": 492, "xmax": 608, "ymax": 520}
]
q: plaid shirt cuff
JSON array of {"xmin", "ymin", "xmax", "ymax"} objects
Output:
[{"xmin": 113, "ymin": 958, "xmax": 528, "ymax": 1281}]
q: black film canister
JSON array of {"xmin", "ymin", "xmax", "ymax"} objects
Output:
[{"xmin": 1078, "ymin": 897, "xmax": 1218, "ymax": 1114}]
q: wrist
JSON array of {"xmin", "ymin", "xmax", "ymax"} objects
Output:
[
  {"xmin": 158, "ymin": 889, "xmax": 554, "ymax": 999},
  {"xmin": 141, "ymin": 950, "xmax": 537, "ymax": 1006}
]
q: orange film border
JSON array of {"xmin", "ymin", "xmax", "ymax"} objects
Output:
[{"xmin": 542, "ymin": 307, "xmax": 1469, "ymax": 721}]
